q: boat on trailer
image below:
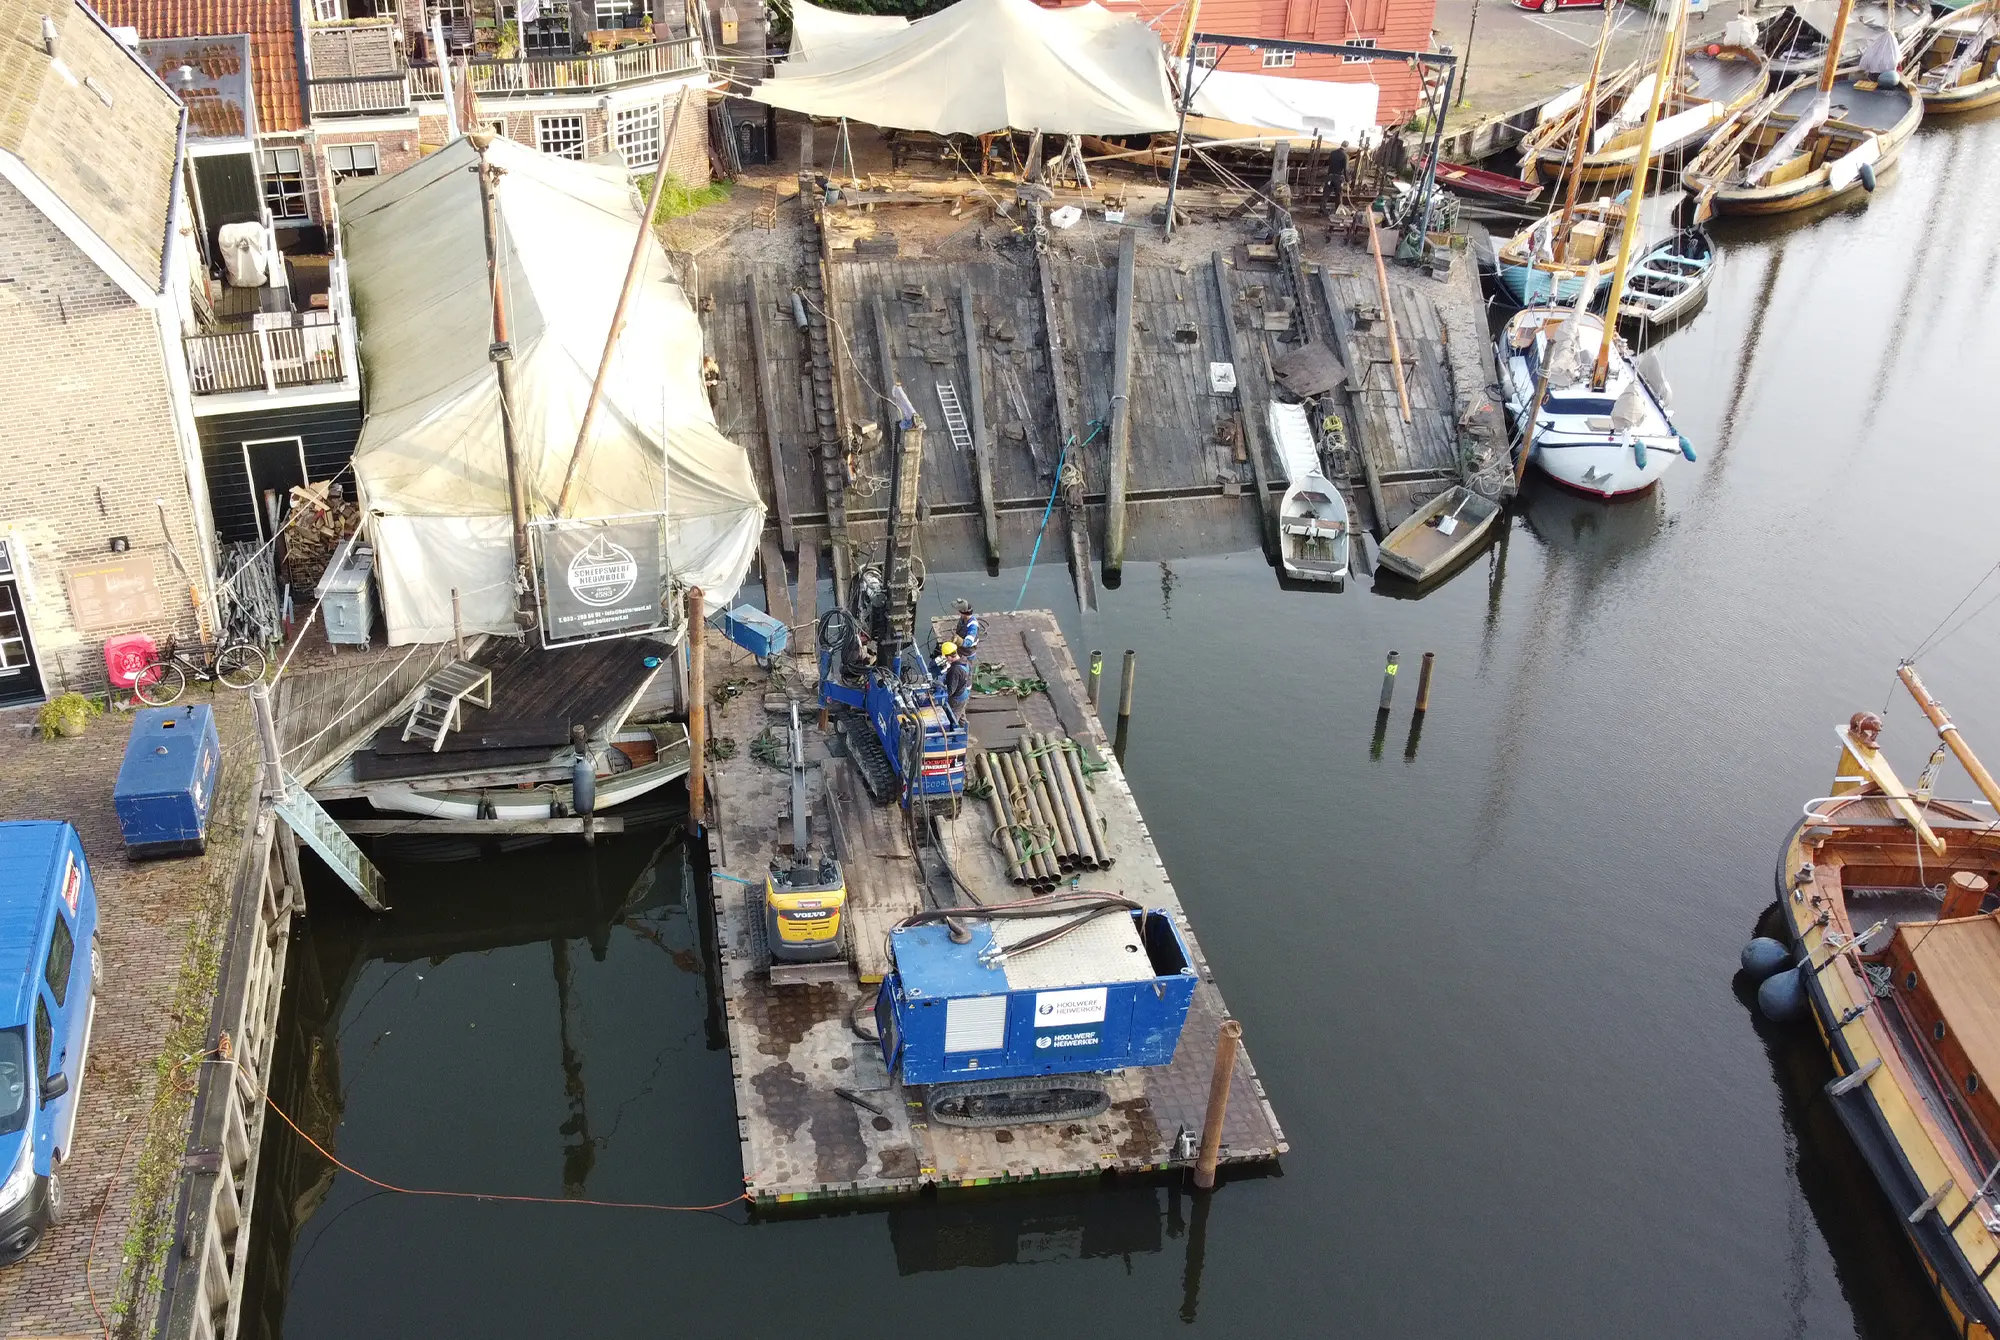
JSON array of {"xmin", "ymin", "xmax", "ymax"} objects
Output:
[
  {"xmin": 1615, "ymin": 225, "xmax": 1716, "ymax": 328},
  {"xmin": 1754, "ymin": 665, "xmax": 2000, "ymax": 1340},
  {"xmin": 1375, "ymin": 487, "xmax": 1502, "ymax": 584},
  {"xmin": 1911, "ymin": 0, "xmax": 2000, "ymax": 114},
  {"xmin": 1266, "ymin": 401, "xmax": 1350, "ymax": 586}
]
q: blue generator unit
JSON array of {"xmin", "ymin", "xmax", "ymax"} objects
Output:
[
  {"xmin": 113, "ymin": 704, "xmax": 221, "ymax": 859},
  {"xmin": 876, "ymin": 904, "xmax": 1198, "ymax": 1127},
  {"xmin": 720, "ymin": 605, "xmax": 790, "ymax": 660}
]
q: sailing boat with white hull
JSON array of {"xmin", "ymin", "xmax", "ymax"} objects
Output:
[{"xmin": 1497, "ymin": 0, "xmax": 1695, "ymax": 500}]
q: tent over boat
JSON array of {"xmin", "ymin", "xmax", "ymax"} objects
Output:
[
  {"xmin": 339, "ymin": 137, "xmax": 763, "ymax": 646},
  {"xmin": 751, "ymin": 0, "xmax": 1180, "ymax": 135}
]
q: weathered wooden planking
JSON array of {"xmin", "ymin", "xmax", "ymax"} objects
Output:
[
  {"xmin": 746, "ymin": 275, "xmax": 796, "ymax": 555},
  {"xmin": 761, "ymin": 538, "xmax": 795, "ymax": 634}
]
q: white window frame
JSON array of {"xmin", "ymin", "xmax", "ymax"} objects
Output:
[
  {"xmin": 537, "ymin": 112, "xmax": 586, "ymax": 159},
  {"xmin": 1343, "ymin": 37, "xmax": 1379, "ymax": 63},
  {"xmin": 261, "ymin": 148, "xmax": 310, "ymax": 222},
  {"xmin": 241, "ymin": 437, "xmax": 309, "ymax": 542},
  {"xmin": 1191, "ymin": 42, "xmax": 1219, "ymax": 68},
  {"xmin": 325, "ymin": 142, "xmax": 380, "ymax": 180},
  {"xmin": 594, "ymin": 0, "xmax": 640, "ymax": 28},
  {"xmin": 613, "ymin": 102, "xmax": 662, "ymax": 171},
  {"xmin": 524, "ymin": 9, "xmax": 570, "ymax": 48},
  {"xmin": 1261, "ymin": 48, "xmax": 1297, "ymax": 68},
  {"xmin": 434, "ymin": 0, "xmax": 468, "ymax": 23}
]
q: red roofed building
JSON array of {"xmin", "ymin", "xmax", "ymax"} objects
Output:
[{"xmin": 1041, "ymin": 0, "xmax": 1439, "ymax": 127}]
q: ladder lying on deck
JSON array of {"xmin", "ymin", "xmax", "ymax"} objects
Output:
[
  {"xmin": 935, "ymin": 382, "xmax": 974, "ymax": 453},
  {"xmin": 400, "ymin": 659, "xmax": 494, "ymax": 752}
]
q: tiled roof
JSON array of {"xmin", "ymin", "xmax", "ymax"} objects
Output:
[
  {"xmin": 93, "ymin": 0, "xmax": 302, "ymax": 131},
  {"xmin": 0, "ymin": 0, "xmax": 184, "ymax": 292}
]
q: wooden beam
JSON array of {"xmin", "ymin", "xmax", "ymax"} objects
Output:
[
  {"xmin": 1367, "ymin": 223, "xmax": 1412, "ymax": 424},
  {"xmin": 746, "ymin": 275, "xmax": 796, "ymax": 555},
  {"xmin": 339, "ymin": 817, "xmax": 626, "ymax": 835},
  {"xmin": 761, "ymin": 537, "xmax": 795, "ymax": 634},
  {"xmin": 1034, "ymin": 239, "xmax": 1097, "ymax": 610},
  {"xmin": 1320, "ymin": 267, "xmax": 1390, "ymax": 536},
  {"xmin": 1211, "ymin": 251, "xmax": 1276, "ymax": 561},
  {"xmin": 959, "ymin": 284, "xmax": 1001, "ymax": 566},
  {"xmin": 1103, "ymin": 226, "xmax": 1138, "ymax": 583},
  {"xmin": 1836, "ymin": 725, "xmax": 1948, "ymax": 855},
  {"xmin": 794, "ymin": 539, "xmax": 820, "ymax": 654},
  {"xmin": 1898, "ymin": 663, "xmax": 2000, "ymax": 817}
]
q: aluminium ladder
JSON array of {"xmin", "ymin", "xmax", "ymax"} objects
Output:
[
  {"xmin": 400, "ymin": 659, "xmax": 494, "ymax": 752},
  {"xmin": 935, "ymin": 382, "xmax": 974, "ymax": 453}
]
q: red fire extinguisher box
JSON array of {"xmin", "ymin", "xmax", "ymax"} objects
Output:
[{"xmin": 104, "ymin": 634, "xmax": 157, "ymax": 691}]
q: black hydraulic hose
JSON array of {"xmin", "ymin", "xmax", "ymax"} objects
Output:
[{"xmin": 848, "ymin": 981, "xmax": 881, "ymax": 1043}]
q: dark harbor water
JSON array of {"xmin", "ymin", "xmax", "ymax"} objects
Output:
[{"xmin": 248, "ymin": 114, "xmax": 2000, "ymax": 1338}]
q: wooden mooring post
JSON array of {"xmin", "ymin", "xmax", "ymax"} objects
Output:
[
  {"xmin": 687, "ymin": 586, "xmax": 707, "ymax": 837},
  {"xmin": 1210, "ymin": 251, "xmax": 1277, "ymax": 561},
  {"xmin": 1194, "ymin": 1018, "xmax": 1243, "ymax": 1189}
]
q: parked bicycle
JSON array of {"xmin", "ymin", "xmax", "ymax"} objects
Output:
[{"xmin": 132, "ymin": 635, "xmax": 267, "ymax": 706}]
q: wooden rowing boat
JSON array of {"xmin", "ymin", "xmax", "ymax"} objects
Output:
[
  {"xmin": 1912, "ymin": 0, "xmax": 2000, "ymax": 114},
  {"xmin": 1493, "ymin": 197, "xmax": 1626, "ymax": 306},
  {"xmin": 1615, "ymin": 224, "xmax": 1716, "ymax": 328},
  {"xmin": 1267, "ymin": 401, "xmax": 1351, "ymax": 586},
  {"xmin": 1758, "ymin": 667, "xmax": 2000, "ymax": 1340},
  {"xmin": 1374, "ymin": 486, "xmax": 1501, "ymax": 583}
]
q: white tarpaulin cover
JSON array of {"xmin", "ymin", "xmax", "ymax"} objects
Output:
[
  {"xmin": 752, "ymin": 0, "xmax": 1179, "ymax": 135},
  {"xmin": 1187, "ymin": 68, "xmax": 1381, "ymax": 144},
  {"xmin": 780, "ymin": 0, "xmax": 908, "ymax": 74},
  {"xmin": 339, "ymin": 137, "xmax": 763, "ymax": 645}
]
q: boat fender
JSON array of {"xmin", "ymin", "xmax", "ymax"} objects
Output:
[
  {"xmin": 1632, "ymin": 439, "xmax": 1648, "ymax": 470},
  {"xmin": 1678, "ymin": 433, "xmax": 1697, "ymax": 462},
  {"xmin": 1740, "ymin": 937, "xmax": 1792, "ymax": 981},
  {"xmin": 1757, "ymin": 967, "xmax": 1810, "ymax": 1023},
  {"xmin": 1857, "ymin": 162, "xmax": 1877, "ymax": 193},
  {"xmin": 573, "ymin": 756, "xmax": 597, "ymax": 816}
]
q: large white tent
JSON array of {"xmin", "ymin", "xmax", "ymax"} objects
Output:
[
  {"xmin": 752, "ymin": 0, "xmax": 1179, "ymax": 136},
  {"xmin": 339, "ymin": 137, "xmax": 763, "ymax": 646}
]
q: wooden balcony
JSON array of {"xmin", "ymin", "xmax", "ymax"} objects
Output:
[
  {"xmin": 185, "ymin": 320, "xmax": 348, "ymax": 397},
  {"xmin": 408, "ymin": 36, "xmax": 702, "ymax": 99},
  {"xmin": 309, "ymin": 72, "xmax": 411, "ymax": 115},
  {"xmin": 309, "ymin": 22, "xmax": 410, "ymax": 116}
]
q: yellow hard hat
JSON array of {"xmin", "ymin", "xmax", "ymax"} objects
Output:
[{"xmin": 940, "ymin": 641, "xmax": 958, "ymax": 656}]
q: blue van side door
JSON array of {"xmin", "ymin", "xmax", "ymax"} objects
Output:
[{"xmin": 34, "ymin": 908, "xmax": 79, "ymax": 1161}]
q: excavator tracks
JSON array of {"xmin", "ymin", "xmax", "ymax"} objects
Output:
[
  {"xmin": 924, "ymin": 1075, "xmax": 1113, "ymax": 1128},
  {"xmin": 841, "ymin": 716, "xmax": 899, "ymax": 806}
]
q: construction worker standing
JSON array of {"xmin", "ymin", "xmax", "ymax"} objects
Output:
[
  {"xmin": 952, "ymin": 598, "xmax": 982, "ymax": 656},
  {"xmin": 942, "ymin": 645, "xmax": 973, "ymax": 722}
]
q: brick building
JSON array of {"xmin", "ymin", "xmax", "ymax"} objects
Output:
[
  {"xmin": 1046, "ymin": 0, "xmax": 1439, "ymax": 126},
  {"xmin": 0, "ymin": 0, "xmax": 212, "ymax": 706}
]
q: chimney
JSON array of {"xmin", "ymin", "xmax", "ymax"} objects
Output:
[{"xmin": 41, "ymin": 14, "xmax": 58, "ymax": 57}]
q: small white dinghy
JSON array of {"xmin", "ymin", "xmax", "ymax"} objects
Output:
[{"xmin": 1267, "ymin": 401, "xmax": 1351, "ymax": 586}]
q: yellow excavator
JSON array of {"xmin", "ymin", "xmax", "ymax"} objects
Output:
[{"xmin": 764, "ymin": 702, "xmax": 846, "ymax": 972}]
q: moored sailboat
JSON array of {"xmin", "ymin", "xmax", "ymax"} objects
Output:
[
  {"xmin": 1683, "ymin": 0, "xmax": 1921, "ymax": 217},
  {"xmin": 1750, "ymin": 666, "xmax": 2000, "ymax": 1340},
  {"xmin": 1911, "ymin": 0, "xmax": 2000, "ymax": 114}
]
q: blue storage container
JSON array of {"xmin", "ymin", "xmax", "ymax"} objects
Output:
[
  {"xmin": 112, "ymin": 705, "xmax": 221, "ymax": 859},
  {"xmin": 877, "ymin": 909, "xmax": 1198, "ymax": 1086},
  {"xmin": 720, "ymin": 605, "xmax": 790, "ymax": 660}
]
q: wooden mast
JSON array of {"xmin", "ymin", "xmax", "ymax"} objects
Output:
[
  {"xmin": 1591, "ymin": 0, "xmax": 1684, "ymax": 388},
  {"xmin": 1553, "ymin": 3, "xmax": 1621, "ymax": 242},
  {"xmin": 1818, "ymin": 0, "xmax": 1859, "ymax": 97},
  {"xmin": 1898, "ymin": 663, "xmax": 2000, "ymax": 814}
]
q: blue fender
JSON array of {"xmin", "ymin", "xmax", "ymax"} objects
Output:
[
  {"xmin": 1678, "ymin": 433, "xmax": 1697, "ymax": 462},
  {"xmin": 1632, "ymin": 439, "xmax": 1648, "ymax": 470}
]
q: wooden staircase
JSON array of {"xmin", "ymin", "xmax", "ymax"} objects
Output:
[{"xmin": 400, "ymin": 659, "xmax": 494, "ymax": 752}]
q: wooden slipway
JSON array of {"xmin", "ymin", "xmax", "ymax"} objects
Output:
[{"xmin": 702, "ymin": 610, "xmax": 1287, "ymax": 1204}]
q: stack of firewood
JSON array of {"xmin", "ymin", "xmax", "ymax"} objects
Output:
[{"xmin": 279, "ymin": 481, "xmax": 360, "ymax": 593}]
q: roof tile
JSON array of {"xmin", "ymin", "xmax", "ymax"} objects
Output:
[{"xmin": 94, "ymin": 0, "xmax": 302, "ymax": 131}]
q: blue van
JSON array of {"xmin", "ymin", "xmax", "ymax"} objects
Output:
[{"xmin": 0, "ymin": 822, "xmax": 100, "ymax": 1264}]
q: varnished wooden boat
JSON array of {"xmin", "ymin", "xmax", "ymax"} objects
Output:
[
  {"xmin": 1493, "ymin": 197, "xmax": 1626, "ymax": 306},
  {"xmin": 1521, "ymin": 42, "xmax": 1771, "ymax": 186},
  {"xmin": 1761, "ymin": 667, "xmax": 2000, "ymax": 1340},
  {"xmin": 1615, "ymin": 225, "xmax": 1716, "ymax": 328},
  {"xmin": 1374, "ymin": 486, "xmax": 1501, "ymax": 583},
  {"xmin": 1683, "ymin": 74, "xmax": 1919, "ymax": 215},
  {"xmin": 1912, "ymin": 0, "xmax": 2000, "ymax": 113}
]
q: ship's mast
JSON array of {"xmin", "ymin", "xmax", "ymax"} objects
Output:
[
  {"xmin": 1898, "ymin": 662, "xmax": 2000, "ymax": 813},
  {"xmin": 1554, "ymin": 4, "xmax": 1622, "ymax": 242},
  {"xmin": 1818, "ymin": 0, "xmax": 1860, "ymax": 97},
  {"xmin": 1591, "ymin": 0, "xmax": 1686, "ymax": 388}
]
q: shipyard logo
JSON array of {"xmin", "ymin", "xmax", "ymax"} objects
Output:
[
  {"xmin": 566, "ymin": 534, "xmax": 639, "ymax": 608},
  {"xmin": 1035, "ymin": 1030, "xmax": 1099, "ymax": 1050}
]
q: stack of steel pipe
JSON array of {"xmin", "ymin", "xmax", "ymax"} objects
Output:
[{"xmin": 977, "ymin": 734, "xmax": 1113, "ymax": 890}]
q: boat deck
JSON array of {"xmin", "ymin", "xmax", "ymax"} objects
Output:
[
  {"xmin": 703, "ymin": 609, "xmax": 1288, "ymax": 1204},
  {"xmin": 1778, "ymin": 76, "xmax": 1920, "ymax": 129},
  {"xmin": 1685, "ymin": 51, "xmax": 1768, "ymax": 105}
]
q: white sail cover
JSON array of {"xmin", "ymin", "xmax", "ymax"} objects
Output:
[
  {"xmin": 751, "ymin": 0, "xmax": 1179, "ymax": 135},
  {"xmin": 339, "ymin": 137, "xmax": 763, "ymax": 645},
  {"xmin": 1187, "ymin": 68, "xmax": 1380, "ymax": 144}
]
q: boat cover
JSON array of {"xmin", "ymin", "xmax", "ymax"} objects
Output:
[
  {"xmin": 750, "ymin": 0, "xmax": 1178, "ymax": 135},
  {"xmin": 1186, "ymin": 67, "xmax": 1379, "ymax": 144},
  {"xmin": 339, "ymin": 137, "xmax": 763, "ymax": 645},
  {"xmin": 1266, "ymin": 401, "xmax": 1323, "ymax": 484}
]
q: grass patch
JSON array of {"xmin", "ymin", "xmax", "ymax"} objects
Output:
[{"xmin": 638, "ymin": 173, "xmax": 732, "ymax": 224}]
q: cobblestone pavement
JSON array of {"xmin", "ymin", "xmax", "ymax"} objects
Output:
[{"xmin": 0, "ymin": 692, "xmax": 253, "ymax": 1337}]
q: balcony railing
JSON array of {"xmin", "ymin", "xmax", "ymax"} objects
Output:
[
  {"xmin": 408, "ymin": 36, "xmax": 703, "ymax": 98},
  {"xmin": 309, "ymin": 71, "xmax": 411, "ymax": 114},
  {"xmin": 186, "ymin": 319, "xmax": 347, "ymax": 396}
]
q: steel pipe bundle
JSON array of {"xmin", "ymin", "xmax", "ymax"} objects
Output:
[{"xmin": 977, "ymin": 734, "xmax": 1114, "ymax": 879}]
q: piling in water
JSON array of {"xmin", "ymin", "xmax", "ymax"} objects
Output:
[
  {"xmin": 686, "ymin": 587, "xmax": 706, "ymax": 837},
  {"xmin": 1415, "ymin": 651, "xmax": 1436, "ymax": 715},
  {"xmin": 1088, "ymin": 650, "xmax": 1103, "ymax": 709},
  {"xmin": 1378, "ymin": 651, "xmax": 1400, "ymax": 713},
  {"xmin": 1194, "ymin": 1018, "xmax": 1243, "ymax": 1189},
  {"xmin": 1118, "ymin": 649, "xmax": 1138, "ymax": 723}
]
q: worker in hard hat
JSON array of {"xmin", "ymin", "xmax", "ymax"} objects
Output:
[
  {"xmin": 941, "ymin": 644, "xmax": 973, "ymax": 723},
  {"xmin": 952, "ymin": 598, "xmax": 982, "ymax": 656}
]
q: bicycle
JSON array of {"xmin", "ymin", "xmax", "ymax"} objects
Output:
[{"xmin": 133, "ymin": 634, "xmax": 268, "ymax": 706}]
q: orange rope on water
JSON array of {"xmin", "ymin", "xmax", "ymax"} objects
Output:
[{"xmin": 259, "ymin": 1089, "xmax": 751, "ymax": 1215}]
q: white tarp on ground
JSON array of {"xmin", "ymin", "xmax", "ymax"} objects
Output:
[
  {"xmin": 339, "ymin": 136, "xmax": 763, "ymax": 645},
  {"xmin": 751, "ymin": 0, "xmax": 1179, "ymax": 135},
  {"xmin": 1187, "ymin": 68, "xmax": 1381, "ymax": 144}
]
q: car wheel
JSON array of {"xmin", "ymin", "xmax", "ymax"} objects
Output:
[
  {"xmin": 91, "ymin": 933, "xmax": 104, "ymax": 995},
  {"xmin": 45, "ymin": 1170, "xmax": 62, "ymax": 1225},
  {"xmin": 1541, "ymin": 0, "xmax": 1558, "ymax": 11}
]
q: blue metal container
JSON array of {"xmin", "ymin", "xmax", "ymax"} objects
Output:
[
  {"xmin": 720, "ymin": 605, "xmax": 790, "ymax": 660},
  {"xmin": 878, "ymin": 909, "xmax": 1198, "ymax": 1086},
  {"xmin": 112, "ymin": 705, "xmax": 221, "ymax": 859}
]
